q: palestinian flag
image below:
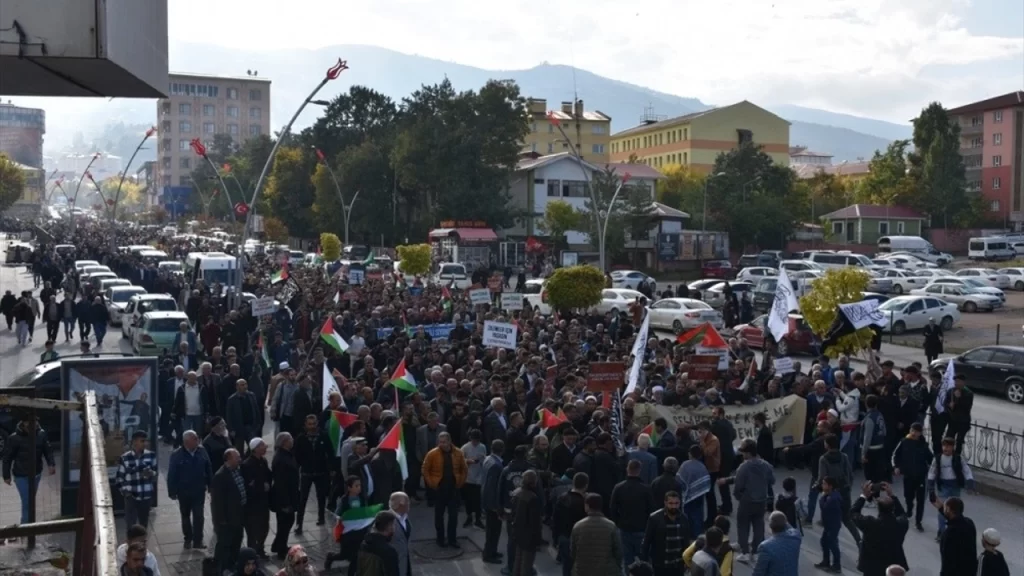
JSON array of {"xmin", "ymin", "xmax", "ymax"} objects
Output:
[
  {"xmin": 320, "ymin": 318, "xmax": 350, "ymax": 354},
  {"xmin": 390, "ymin": 358, "xmax": 417, "ymax": 393},
  {"xmin": 675, "ymin": 322, "xmax": 727, "ymax": 348},
  {"xmin": 326, "ymin": 410, "xmax": 359, "ymax": 456},
  {"xmin": 258, "ymin": 333, "xmax": 271, "ymax": 368},
  {"xmin": 332, "ymin": 503, "xmax": 383, "ymax": 543},
  {"xmin": 271, "ymin": 262, "xmax": 289, "ymax": 284},
  {"xmin": 333, "ymin": 290, "xmax": 341, "ymax": 304},
  {"xmin": 441, "ymin": 285, "xmax": 453, "ymax": 312},
  {"xmin": 378, "ymin": 423, "xmax": 409, "ymax": 480},
  {"xmin": 362, "ymin": 251, "xmax": 375, "ymax": 266},
  {"xmin": 641, "ymin": 423, "xmax": 661, "ymax": 446},
  {"xmin": 401, "ymin": 312, "xmax": 413, "ymax": 338},
  {"xmin": 537, "ymin": 408, "xmax": 567, "ymax": 433}
]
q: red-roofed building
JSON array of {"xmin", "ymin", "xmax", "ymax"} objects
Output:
[{"xmin": 818, "ymin": 204, "xmax": 927, "ymax": 245}]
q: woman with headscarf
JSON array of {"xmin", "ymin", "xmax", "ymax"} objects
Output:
[
  {"xmin": 274, "ymin": 545, "xmax": 317, "ymax": 576},
  {"xmin": 233, "ymin": 547, "xmax": 268, "ymax": 576}
]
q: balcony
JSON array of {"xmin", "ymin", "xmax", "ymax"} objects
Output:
[{"xmin": 960, "ymin": 122, "xmax": 984, "ymax": 135}]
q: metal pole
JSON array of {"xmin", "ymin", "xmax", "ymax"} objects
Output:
[
  {"xmin": 701, "ymin": 178, "xmax": 710, "ymax": 233},
  {"xmin": 109, "ymin": 128, "xmax": 156, "ymax": 253},
  {"xmin": 343, "ymin": 190, "xmax": 361, "ymax": 246},
  {"xmin": 548, "ymin": 113, "xmax": 602, "ymax": 269},
  {"xmin": 599, "ymin": 179, "xmax": 630, "ymax": 270},
  {"xmin": 70, "ymin": 153, "xmax": 102, "ymax": 238},
  {"xmin": 236, "ymin": 59, "xmax": 348, "ymax": 302},
  {"xmin": 192, "ymin": 143, "xmax": 235, "ymax": 216},
  {"xmin": 321, "ymin": 159, "xmax": 353, "ymax": 244}
]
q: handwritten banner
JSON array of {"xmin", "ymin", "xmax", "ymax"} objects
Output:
[{"xmin": 633, "ymin": 395, "xmax": 807, "ymax": 449}]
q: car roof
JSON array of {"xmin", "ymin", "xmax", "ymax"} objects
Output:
[
  {"xmin": 142, "ymin": 311, "xmax": 189, "ymax": 319},
  {"xmin": 969, "ymin": 345, "xmax": 1024, "ymax": 353},
  {"xmin": 109, "ymin": 285, "xmax": 145, "ymax": 292},
  {"xmin": 660, "ymin": 298, "xmax": 709, "ymax": 305},
  {"xmin": 133, "ymin": 294, "xmax": 175, "ymax": 300}
]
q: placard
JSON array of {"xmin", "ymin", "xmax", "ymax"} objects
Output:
[
  {"xmin": 633, "ymin": 395, "xmax": 807, "ymax": 449},
  {"xmin": 482, "ymin": 320, "xmax": 518, "ymax": 349},
  {"xmin": 587, "ymin": 362, "xmax": 625, "ymax": 391},
  {"xmin": 250, "ymin": 296, "xmax": 277, "ymax": 317},
  {"xmin": 774, "ymin": 356, "xmax": 795, "ymax": 375},
  {"xmin": 695, "ymin": 346, "xmax": 730, "ymax": 370},
  {"xmin": 500, "ymin": 293, "xmax": 524, "ymax": 310},
  {"xmin": 689, "ymin": 355, "xmax": 721, "ymax": 380},
  {"xmin": 348, "ymin": 269, "xmax": 365, "ymax": 285},
  {"xmin": 469, "ymin": 288, "xmax": 492, "ymax": 306}
]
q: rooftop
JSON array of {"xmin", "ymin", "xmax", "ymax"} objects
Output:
[
  {"xmin": 789, "ymin": 146, "xmax": 833, "ymax": 158},
  {"xmin": 168, "ymin": 71, "xmax": 272, "ymax": 83},
  {"xmin": 610, "ymin": 100, "xmax": 789, "ymax": 139},
  {"xmin": 819, "ymin": 204, "xmax": 926, "ymax": 220},
  {"xmin": 947, "ymin": 91, "xmax": 1024, "ymax": 116},
  {"xmin": 793, "ymin": 161, "xmax": 870, "ymax": 179},
  {"xmin": 544, "ymin": 109, "xmax": 611, "ymax": 122},
  {"xmin": 516, "ymin": 152, "xmax": 665, "ymax": 179}
]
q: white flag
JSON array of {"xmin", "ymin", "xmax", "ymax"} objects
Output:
[
  {"xmin": 624, "ymin": 311, "xmax": 650, "ymax": 397},
  {"xmin": 768, "ymin": 268, "xmax": 800, "ymax": 342},
  {"xmin": 838, "ymin": 300, "xmax": 887, "ymax": 330},
  {"xmin": 934, "ymin": 357, "xmax": 955, "ymax": 414},
  {"xmin": 333, "ymin": 290, "xmax": 340, "ymax": 304},
  {"xmin": 322, "ymin": 362, "xmax": 341, "ymax": 410}
]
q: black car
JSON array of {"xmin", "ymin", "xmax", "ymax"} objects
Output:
[{"xmin": 930, "ymin": 345, "xmax": 1024, "ymax": 404}]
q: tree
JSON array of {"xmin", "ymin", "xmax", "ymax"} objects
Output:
[
  {"xmin": 622, "ymin": 183, "xmax": 657, "ymax": 267},
  {"xmin": 396, "ymin": 244, "xmax": 432, "ymax": 276},
  {"xmin": 0, "ymin": 154, "xmax": 26, "ymax": 213},
  {"xmin": 98, "ymin": 177, "xmax": 145, "ymax": 219},
  {"xmin": 908, "ymin": 102, "xmax": 972, "ymax": 228},
  {"xmin": 320, "ymin": 233, "xmax": 341, "ymax": 261},
  {"xmin": 545, "ymin": 265, "xmax": 605, "ymax": 312},
  {"xmin": 311, "ymin": 140, "xmax": 396, "ymax": 245},
  {"xmin": 799, "ymin": 171, "xmax": 854, "ymax": 222},
  {"xmin": 538, "ymin": 200, "xmax": 579, "ymax": 249},
  {"xmin": 263, "ymin": 216, "xmax": 289, "ymax": 243},
  {"xmin": 264, "ymin": 146, "xmax": 317, "ymax": 236},
  {"xmin": 799, "ymin": 268, "xmax": 873, "ymax": 358},
  {"xmin": 854, "ymin": 140, "xmax": 916, "ymax": 206},
  {"xmin": 656, "ymin": 165, "xmax": 704, "ymax": 211},
  {"xmin": 573, "ymin": 167, "xmax": 630, "ymax": 263}
]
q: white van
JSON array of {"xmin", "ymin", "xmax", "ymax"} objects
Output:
[
  {"xmin": 968, "ymin": 237, "xmax": 1015, "ymax": 261},
  {"xmin": 877, "ymin": 235, "xmax": 953, "ymax": 265},
  {"xmin": 433, "ymin": 262, "xmax": 471, "ymax": 289},
  {"xmin": 121, "ymin": 294, "xmax": 179, "ymax": 340},
  {"xmin": 807, "ymin": 252, "xmax": 874, "ymax": 269}
]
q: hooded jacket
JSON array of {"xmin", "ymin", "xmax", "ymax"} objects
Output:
[
  {"xmin": 1, "ymin": 422, "xmax": 55, "ymax": 479},
  {"xmin": 817, "ymin": 450, "xmax": 852, "ymax": 490},
  {"xmin": 232, "ymin": 547, "xmax": 268, "ymax": 575}
]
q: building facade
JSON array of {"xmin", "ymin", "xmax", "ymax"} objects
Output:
[
  {"xmin": 156, "ymin": 72, "xmax": 271, "ymax": 191},
  {"xmin": 609, "ymin": 101, "xmax": 790, "ymax": 172},
  {"xmin": 0, "ymin": 102, "xmax": 45, "ymax": 168},
  {"xmin": 947, "ymin": 91, "xmax": 1024, "ymax": 223},
  {"xmin": 523, "ymin": 99, "xmax": 611, "ymax": 163},
  {"xmin": 789, "ymin": 146, "xmax": 832, "ymax": 166},
  {"xmin": 819, "ymin": 204, "xmax": 926, "ymax": 246}
]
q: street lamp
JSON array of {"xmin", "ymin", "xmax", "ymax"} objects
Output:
[
  {"xmin": 189, "ymin": 138, "xmax": 235, "ymax": 214},
  {"xmin": 701, "ymin": 172, "xmax": 727, "ymax": 232},
  {"xmin": 598, "ymin": 172, "xmax": 632, "ymax": 267},
  {"xmin": 234, "ymin": 58, "xmax": 349, "ymax": 302},
  {"xmin": 70, "ymin": 152, "xmax": 102, "ymax": 237},
  {"xmin": 314, "ymin": 147, "xmax": 360, "ymax": 245}
]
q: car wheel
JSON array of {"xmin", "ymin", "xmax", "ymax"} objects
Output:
[
  {"xmin": 1006, "ymin": 380, "xmax": 1024, "ymax": 404},
  {"xmin": 777, "ymin": 339, "xmax": 790, "ymax": 356},
  {"xmin": 892, "ymin": 321, "xmax": 907, "ymax": 335},
  {"xmin": 1015, "ymin": 280, "xmax": 1024, "ymax": 291},
  {"xmin": 672, "ymin": 319, "xmax": 683, "ymax": 333},
  {"xmin": 893, "ymin": 284, "xmax": 903, "ymax": 295},
  {"xmin": 940, "ymin": 316, "xmax": 954, "ymax": 331},
  {"xmin": 964, "ymin": 301, "xmax": 977, "ymax": 313}
]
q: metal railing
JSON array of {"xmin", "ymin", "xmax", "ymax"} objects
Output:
[
  {"xmin": 887, "ymin": 322, "xmax": 1023, "ymax": 353},
  {"xmin": 0, "ymin": 391, "xmax": 118, "ymax": 575},
  {"xmin": 922, "ymin": 420, "xmax": 1024, "ymax": 482}
]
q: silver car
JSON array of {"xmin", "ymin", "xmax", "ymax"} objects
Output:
[
  {"xmin": 911, "ymin": 284, "xmax": 1002, "ymax": 312},
  {"xmin": 863, "ymin": 270, "xmax": 893, "ymax": 294}
]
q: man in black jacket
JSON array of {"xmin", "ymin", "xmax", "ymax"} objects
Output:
[
  {"xmin": 641, "ymin": 491, "xmax": 691, "ymax": 576},
  {"xmin": 650, "ymin": 457, "xmax": 680, "ymax": 508},
  {"xmin": 548, "ymin": 426, "xmax": 578, "ymax": 478},
  {"xmin": 782, "ymin": 420, "xmax": 828, "ymax": 522},
  {"xmin": 240, "ymin": 438, "xmax": 272, "ymax": 560},
  {"xmin": 891, "ymin": 422, "xmax": 933, "ymax": 531},
  {"xmin": 270, "ymin": 432, "xmax": 300, "ymax": 559},
  {"xmin": 358, "ymin": 511, "xmax": 401, "ymax": 576},
  {"xmin": 225, "ymin": 378, "xmax": 262, "ymax": 453},
  {"xmin": 709, "ymin": 407, "xmax": 736, "ymax": 514},
  {"xmin": 611, "ymin": 460, "xmax": 655, "ymax": 569},
  {"xmin": 499, "ymin": 444, "xmax": 533, "ymax": 574},
  {"xmin": 935, "ymin": 496, "xmax": 977, "ymax": 576},
  {"xmin": 480, "ymin": 439, "xmax": 506, "ymax": 565},
  {"xmin": 210, "ymin": 448, "xmax": 246, "ymax": 573},
  {"xmin": 293, "ymin": 414, "xmax": 332, "ymax": 533},
  {"xmin": 851, "ymin": 480, "xmax": 909, "ymax": 576},
  {"xmin": 590, "ymin": 432, "xmax": 622, "ymax": 506}
]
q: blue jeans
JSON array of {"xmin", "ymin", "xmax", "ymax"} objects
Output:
[
  {"xmin": 558, "ymin": 536, "xmax": 573, "ymax": 576},
  {"xmin": 937, "ymin": 485, "xmax": 960, "ymax": 534},
  {"xmin": 14, "ymin": 475, "xmax": 41, "ymax": 524},
  {"xmin": 181, "ymin": 415, "xmax": 205, "ymax": 439},
  {"xmin": 806, "ymin": 482, "xmax": 821, "ymax": 522},
  {"xmin": 820, "ymin": 528, "xmax": 840, "ymax": 568},
  {"xmin": 683, "ymin": 498, "xmax": 704, "ymax": 540},
  {"xmin": 93, "ymin": 322, "xmax": 107, "ymax": 344},
  {"xmin": 619, "ymin": 530, "xmax": 644, "ymax": 574},
  {"xmin": 62, "ymin": 318, "xmax": 75, "ymax": 339}
]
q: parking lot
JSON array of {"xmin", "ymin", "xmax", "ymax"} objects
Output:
[{"xmin": 886, "ymin": 284, "xmax": 1024, "ymax": 353}]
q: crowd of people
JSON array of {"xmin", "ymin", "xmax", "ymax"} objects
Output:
[{"xmin": 0, "ymin": 218, "xmax": 1015, "ymax": 576}]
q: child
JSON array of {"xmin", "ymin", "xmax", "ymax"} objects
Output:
[
  {"xmin": 816, "ymin": 476, "xmax": 842, "ymax": 573},
  {"xmin": 39, "ymin": 340, "xmax": 59, "ymax": 363},
  {"xmin": 323, "ymin": 475, "xmax": 368, "ymax": 576},
  {"xmin": 775, "ymin": 477, "xmax": 802, "ymax": 535},
  {"xmin": 683, "ymin": 516, "xmax": 734, "ymax": 576}
]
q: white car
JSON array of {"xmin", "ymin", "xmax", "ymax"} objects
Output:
[
  {"xmin": 703, "ymin": 281, "xmax": 756, "ymax": 309},
  {"xmin": 98, "ymin": 278, "xmax": 133, "ymax": 293},
  {"xmin": 995, "ymin": 268, "xmax": 1024, "ymax": 291},
  {"xmin": 122, "ymin": 294, "xmax": 179, "ymax": 340},
  {"xmin": 521, "ymin": 279, "xmax": 552, "ymax": 315},
  {"xmin": 1012, "ymin": 242, "xmax": 1024, "ymax": 256},
  {"xmin": 647, "ymin": 298, "xmax": 724, "ymax": 332},
  {"xmin": 73, "ymin": 260, "xmax": 100, "ymax": 272},
  {"xmin": 736, "ymin": 267, "xmax": 778, "ymax": 282},
  {"xmin": 106, "ymin": 286, "xmax": 148, "ymax": 325},
  {"xmin": 688, "ymin": 278, "xmax": 729, "ymax": 294},
  {"xmin": 778, "ymin": 260, "xmax": 823, "ymax": 273},
  {"xmin": 592, "ymin": 288, "xmax": 646, "ymax": 316},
  {"xmin": 879, "ymin": 254, "xmax": 937, "ymax": 269},
  {"xmin": 433, "ymin": 263, "xmax": 471, "ymax": 290},
  {"xmin": 878, "ymin": 269, "xmax": 928, "ymax": 295},
  {"xmin": 611, "ymin": 270, "xmax": 657, "ymax": 292},
  {"xmin": 956, "ymin": 268, "xmax": 1011, "ymax": 289},
  {"xmin": 925, "ymin": 278, "xmax": 1006, "ymax": 302},
  {"xmin": 878, "ymin": 295, "xmax": 960, "ymax": 334},
  {"xmin": 787, "ymin": 270, "xmax": 824, "ymax": 296},
  {"xmin": 911, "ymin": 284, "xmax": 1003, "ymax": 312},
  {"xmin": 913, "ymin": 269, "xmax": 955, "ymax": 280},
  {"xmin": 886, "ymin": 250, "xmax": 952, "ymax": 266},
  {"xmin": 80, "ymin": 265, "xmax": 112, "ymax": 278}
]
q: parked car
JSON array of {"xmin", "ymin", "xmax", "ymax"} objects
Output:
[
  {"xmin": 73, "ymin": 259, "xmax": 101, "ymax": 272},
  {"xmin": 758, "ymin": 250, "xmax": 786, "ymax": 267},
  {"xmin": 752, "ymin": 278, "xmax": 778, "ymax": 314},
  {"xmin": 4, "ymin": 242, "xmax": 34, "ymax": 264},
  {"xmin": 860, "ymin": 292, "xmax": 890, "ymax": 305},
  {"xmin": 433, "ymin": 263, "xmax": 471, "ymax": 290},
  {"xmin": 611, "ymin": 270, "xmax": 657, "ymax": 292},
  {"xmin": 736, "ymin": 267, "xmax": 778, "ymax": 283},
  {"xmin": 87, "ymin": 272, "xmax": 119, "ymax": 292},
  {"xmin": 592, "ymin": 288, "xmax": 646, "ymax": 316},
  {"xmin": 703, "ymin": 281, "xmax": 755, "ymax": 309},
  {"xmin": 736, "ymin": 254, "xmax": 760, "ymax": 269},
  {"xmin": 80, "ymin": 265, "xmax": 112, "ymax": 278},
  {"xmin": 521, "ymin": 279, "xmax": 551, "ymax": 315},
  {"xmin": 1013, "ymin": 242, "xmax": 1024, "ymax": 256},
  {"xmin": 877, "ymin": 295, "xmax": 959, "ymax": 334},
  {"xmin": 913, "ymin": 269, "xmax": 956, "ymax": 280},
  {"xmin": 778, "ymin": 259, "xmax": 823, "ymax": 273},
  {"xmin": 687, "ymin": 278, "xmax": 729, "ymax": 295},
  {"xmin": 926, "ymin": 278, "xmax": 1006, "ymax": 302},
  {"xmin": 98, "ymin": 278, "xmax": 132, "ymax": 294},
  {"xmin": 879, "ymin": 253, "xmax": 938, "ymax": 269},
  {"xmin": 911, "ymin": 284, "xmax": 1002, "ymax": 313},
  {"xmin": 996, "ymin": 268, "xmax": 1024, "ymax": 291},
  {"xmin": 701, "ymin": 260, "xmax": 735, "ymax": 279},
  {"xmin": 734, "ymin": 314, "xmax": 819, "ymax": 356},
  {"xmin": 647, "ymin": 298, "xmax": 723, "ymax": 332},
  {"xmin": 878, "ymin": 268, "xmax": 928, "ymax": 295},
  {"xmin": 862, "ymin": 270, "xmax": 894, "ymax": 294},
  {"xmin": 133, "ymin": 311, "xmax": 191, "ymax": 355},
  {"xmin": 121, "ymin": 294, "xmax": 179, "ymax": 340},
  {"xmin": 955, "ymin": 268, "xmax": 1012, "ymax": 289},
  {"xmin": 106, "ymin": 286, "xmax": 148, "ymax": 325},
  {"xmin": 930, "ymin": 346, "xmax": 1024, "ymax": 404}
]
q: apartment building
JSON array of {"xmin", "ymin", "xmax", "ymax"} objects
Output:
[
  {"xmin": 947, "ymin": 90, "xmax": 1024, "ymax": 221},
  {"xmin": 0, "ymin": 102, "xmax": 45, "ymax": 168},
  {"xmin": 523, "ymin": 98, "xmax": 611, "ymax": 163},
  {"xmin": 156, "ymin": 72, "xmax": 271, "ymax": 191},
  {"xmin": 609, "ymin": 100, "xmax": 790, "ymax": 172}
]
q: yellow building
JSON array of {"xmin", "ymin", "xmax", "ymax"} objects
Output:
[
  {"xmin": 609, "ymin": 101, "xmax": 790, "ymax": 172},
  {"xmin": 15, "ymin": 161, "xmax": 44, "ymax": 204},
  {"xmin": 523, "ymin": 98, "xmax": 611, "ymax": 163}
]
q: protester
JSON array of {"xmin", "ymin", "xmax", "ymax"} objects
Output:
[
  {"xmin": 167, "ymin": 430, "xmax": 212, "ymax": 550},
  {"xmin": 570, "ymin": 493, "xmax": 622, "ymax": 576},
  {"xmin": 1, "ymin": 414, "xmax": 56, "ymax": 529},
  {"xmin": 978, "ymin": 528, "xmax": 1010, "ymax": 576},
  {"xmin": 211, "ymin": 448, "xmax": 247, "ymax": 573},
  {"xmin": 388, "ymin": 492, "xmax": 413, "ymax": 576},
  {"xmin": 552, "ymin": 472, "xmax": 588, "ymax": 576},
  {"xmin": 749, "ymin": 511, "xmax": 801, "ymax": 576},
  {"xmin": 270, "ymin": 432, "xmax": 300, "ymax": 559},
  {"xmin": 718, "ymin": 439, "xmax": 774, "ymax": 563},
  {"xmin": 115, "ymin": 524, "xmax": 161, "ymax": 576},
  {"xmin": 926, "ymin": 436, "xmax": 975, "ymax": 538},
  {"xmin": 891, "ymin": 422, "xmax": 933, "ymax": 531},
  {"xmin": 241, "ymin": 438, "xmax": 273, "ymax": 560},
  {"xmin": 115, "ymin": 431, "xmax": 158, "ymax": 529},
  {"xmin": 640, "ymin": 490, "xmax": 690, "ymax": 576},
  {"xmin": 357, "ymin": 511, "xmax": 401, "ymax": 576},
  {"xmin": 934, "ymin": 495, "xmax": 977, "ymax": 576}
]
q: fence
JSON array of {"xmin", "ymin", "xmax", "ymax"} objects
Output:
[
  {"xmin": 0, "ymin": 390, "xmax": 118, "ymax": 575},
  {"xmin": 923, "ymin": 419, "xmax": 1024, "ymax": 482}
]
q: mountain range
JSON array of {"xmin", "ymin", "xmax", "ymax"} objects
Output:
[{"xmin": 41, "ymin": 43, "xmax": 915, "ymax": 163}]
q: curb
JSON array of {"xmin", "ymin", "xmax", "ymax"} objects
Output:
[{"xmin": 973, "ymin": 469, "xmax": 1024, "ymax": 508}]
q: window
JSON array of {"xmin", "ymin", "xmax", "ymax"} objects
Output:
[
  {"xmin": 227, "ymin": 88, "xmax": 238, "ymax": 100},
  {"xmin": 178, "ymin": 175, "xmax": 192, "ymax": 186},
  {"xmin": 832, "ymin": 221, "xmax": 844, "ymax": 235},
  {"xmin": 161, "ymin": 138, "xmax": 171, "ymax": 150},
  {"xmin": 683, "ymin": 152, "xmax": 688, "ymax": 164},
  {"xmin": 963, "ymin": 348, "xmax": 994, "ymax": 363},
  {"xmin": 683, "ymin": 128, "xmax": 688, "ymax": 140},
  {"xmin": 179, "ymin": 139, "xmax": 190, "ymax": 151},
  {"xmin": 993, "ymin": 155, "xmax": 1002, "ymax": 166},
  {"xmin": 179, "ymin": 158, "xmax": 191, "ymax": 170},
  {"xmin": 548, "ymin": 123, "xmax": 554, "ymax": 133},
  {"xmin": 546, "ymin": 180, "xmax": 560, "ymax": 197},
  {"xmin": 896, "ymin": 221, "xmax": 905, "ymax": 234},
  {"xmin": 249, "ymin": 124, "xmax": 261, "ymax": 137},
  {"xmin": 227, "ymin": 124, "xmax": 239, "ymax": 136},
  {"xmin": 993, "ymin": 177, "xmax": 1001, "ymax": 189},
  {"xmin": 203, "ymin": 104, "xmax": 215, "ymax": 116},
  {"xmin": 990, "ymin": 200, "xmax": 1001, "ymax": 212},
  {"xmin": 160, "ymin": 102, "xmax": 170, "ymax": 114},
  {"xmin": 592, "ymin": 144, "xmax": 605, "ymax": 154},
  {"xmin": 178, "ymin": 103, "xmax": 191, "ymax": 115},
  {"xmin": 547, "ymin": 143, "xmax": 553, "ymax": 153},
  {"xmin": 737, "ymin": 129, "xmax": 753, "ymax": 146},
  {"xmin": 227, "ymin": 106, "xmax": 239, "ymax": 118},
  {"xmin": 161, "ymin": 175, "xmax": 171, "ymax": 186},
  {"xmin": 592, "ymin": 124, "xmax": 606, "ymax": 135},
  {"xmin": 562, "ymin": 180, "xmax": 587, "ymax": 198},
  {"xmin": 249, "ymin": 107, "xmax": 261, "ymax": 119},
  {"xmin": 178, "ymin": 121, "xmax": 191, "ymax": 133},
  {"xmin": 203, "ymin": 122, "xmax": 215, "ymax": 134},
  {"xmin": 970, "ymin": 137, "xmax": 983, "ymax": 148},
  {"xmin": 249, "ymin": 89, "xmax": 262, "ymax": 101},
  {"xmin": 994, "ymin": 133, "xmax": 1002, "ymax": 145},
  {"xmin": 161, "ymin": 157, "xmax": 171, "ymax": 169},
  {"xmin": 994, "ymin": 111, "xmax": 1003, "ymax": 123}
]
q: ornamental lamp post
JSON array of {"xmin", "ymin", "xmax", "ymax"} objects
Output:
[
  {"xmin": 70, "ymin": 152, "xmax": 102, "ymax": 237},
  {"xmin": 190, "ymin": 138, "xmax": 236, "ymax": 215},
  {"xmin": 314, "ymin": 147, "xmax": 360, "ymax": 246},
  {"xmin": 108, "ymin": 127, "xmax": 157, "ymax": 252},
  {"xmin": 233, "ymin": 58, "xmax": 349, "ymax": 304}
]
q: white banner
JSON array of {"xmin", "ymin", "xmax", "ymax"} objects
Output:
[
  {"xmin": 935, "ymin": 357, "xmax": 955, "ymax": 414},
  {"xmin": 768, "ymin": 268, "xmax": 800, "ymax": 342},
  {"xmin": 482, "ymin": 320, "xmax": 518, "ymax": 349},
  {"xmin": 500, "ymin": 293, "xmax": 524, "ymax": 310},
  {"xmin": 469, "ymin": 288, "xmax": 492, "ymax": 306},
  {"xmin": 838, "ymin": 300, "xmax": 887, "ymax": 330},
  {"xmin": 624, "ymin": 312, "xmax": 650, "ymax": 396},
  {"xmin": 348, "ymin": 269, "xmax": 365, "ymax": 285},
  {"xmin": 250, "ymin": 296, "xmax": 277, "ymax": 317},
  {"xmin": 774, "ymin": 356, "xmax": 794, "ymax": 374}
]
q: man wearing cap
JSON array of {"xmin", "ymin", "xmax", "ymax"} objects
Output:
[
  {"xmin": 979, "ymin": 528, "xmax": 1010, "ymax": 576},
  {"xmin": 241, "ymin": 438, "xmax": 272, "ymax": 559}
]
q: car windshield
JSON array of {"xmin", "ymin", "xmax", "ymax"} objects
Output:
[
  {"xmin": 961, "ymin": 287, "xmax": 983, "ymax": 295},
  {"xmin": 140, "ymin": 299, "xmax": 177, "ymax": 313},
  {"xmin": 146, "ymin": 318, "xmax": 185, "ymax": 332},
  {"xmin": 160, "ymin": 263, "xmax": 182, "ymax": 271},
  {"xmin": 439, "ymin": 264, "xmax": 465, "ymax": 276},
  {"xmin": 112, "ymin": 289, "xmax": 146, "ymax": 303},
  {"xmin": 963, "ymin": 279, "xmax": 986, "ymax": 288}
]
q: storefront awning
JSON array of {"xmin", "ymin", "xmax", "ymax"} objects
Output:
[{"xmin": 429, "ymin": 227, "xmax": 498, "ymax": 242}]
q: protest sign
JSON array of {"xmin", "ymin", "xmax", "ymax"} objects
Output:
[
  {"xmin": 587, "ymin": 362, "xmax": 624, "ymax": 392},
  {"xmin": 469, "ymin": 288, "xmax": 492, "ymax": 306},
  {"xmin": 377, "ymin": 323, "xmax": 453, "ymax": 341},
  {"xmin": 688, "ymin": 355, "xmax": 721, "ymax": 380},
  {"xmin": 774, "ymin": 356, "xmax": 794, "ymax": 375},
  {"xmin": 633, "ymin": 396, "xmax": 807, "ymax": 449},
  {"xmin": 482, "ymin": 321, "xmax": 518, "ymax": 349},
  {"xmin": 348, "ymin": 269, "xmax": 365, "ymax": 285},
  {"xmin": 500, "ymin": 293, "xmax": 523, "ymax": 310},
  {"xmin": 250, "ymin": 297, "xmax": 277, "ymax": 317}
]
